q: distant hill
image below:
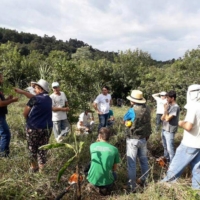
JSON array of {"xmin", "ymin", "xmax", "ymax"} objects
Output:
[
  {"xmin": 0, "ymin": 27, "xmax": 175, "ymax": 65},
  {"xmin": 0, "ymin": 27, "xmax": 117, "ymax": 61}
]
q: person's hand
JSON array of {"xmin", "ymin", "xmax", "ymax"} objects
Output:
[
  {"xmin": 63, "ymin": 107, "xmax": 70, "ymax": 112},
  {"xmin": 14, "ymin": 88, "xmax": 25, "ymax": 94},
  {"xmin": 164, "ymin": 103, "xmax": 169, "ymax": 111},
  {"xmin": 178, "ymin": 120, "xmax": 184, "ymax": 127},
  {"xmin": 97, "ymin": 111, "xmax": 103, "ymax": 114},
  {"xmin": 7, "ymin": 95, "xmax": 13, "ymax": 100},
  {"xmin": 12, "ymin": 97, "xmax": 19, "ymax": 102}
]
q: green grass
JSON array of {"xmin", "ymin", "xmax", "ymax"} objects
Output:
[{"xmin": 0, "ymin": 98, "xmax": 199, "ymax": 199}]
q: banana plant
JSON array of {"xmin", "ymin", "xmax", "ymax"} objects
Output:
[{"xmin": 39, "ymin": 133, "xmax": 84, "ymax": 200}]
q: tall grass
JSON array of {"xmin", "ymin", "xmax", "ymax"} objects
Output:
[{"xmin": 0, "ymin": 99, "xmax": 199, "ymax": 199}]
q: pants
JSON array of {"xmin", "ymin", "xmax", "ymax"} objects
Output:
[
  {"xmin": 161, "ymin": 129, "xmax": 175, "ymax": 162},
  {"xmin": 0, "ymin": 116, "xmax": 11, "ymax": 157},
  {"xmin": 162, "ymin": 143, "xmax": 200, "ymax": 189},
  {"xmin": 98, "ymin": 113, "xmax": 109, "ymax": 132},
  {"xmin": 156, "ymin": 114, "xmax": 162, "ymax": 132},
  {"xmin": 126, "ymin": 138, "xmax": 149, "ymax": 190},
  {"xmin": 26, "ymin": 128, "xmax": 52, "ymax": 164},
  {"xmin": 53, "ymin": 119, "xmax": 70, "ymax": 139}
]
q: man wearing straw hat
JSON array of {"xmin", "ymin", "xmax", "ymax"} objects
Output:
[{"xmin": 126, "ymin": 90, "xmax": 151, "ymax": 193}]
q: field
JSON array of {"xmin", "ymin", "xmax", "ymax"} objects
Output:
[{"xmin": 0, "ymin": 97, "xmax": 200, "ymax": 200}]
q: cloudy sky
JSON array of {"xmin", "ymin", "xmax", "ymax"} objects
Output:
[{"xmin": 1, "ymin": 0, "xmax": 200, "ymax": 61}]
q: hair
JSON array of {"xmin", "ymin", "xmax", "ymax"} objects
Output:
[
  {"xmin": 167, "ymin": 90, "xmax": 176, "ymax": 100},
  {"xmin": 98, "ymin": 127, "xmax": 111, "ymax": 141},
  {"xmin": 102, "ymin": 85, "xmax": 110, "ymax": 91}
]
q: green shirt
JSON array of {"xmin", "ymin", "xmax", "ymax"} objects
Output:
[{"xmin": 87, "ymin": 141, "xmax": 120, "ymax": 186}]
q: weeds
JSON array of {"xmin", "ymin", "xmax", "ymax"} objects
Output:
[{"xmin": 0, "ymin": 99, "xmax": 199, "ymax": 199}]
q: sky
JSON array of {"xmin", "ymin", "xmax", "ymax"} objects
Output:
[{"xmin": 1, "ymin": 0, "xmax": 200, "ymax": 61}]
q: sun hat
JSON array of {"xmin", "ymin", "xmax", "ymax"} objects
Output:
[
  {"xmin": 160, "ymin": 91, "xmax": 167, "ymax": 96},
  {"xmin": 126, "ymin": 90, "xmax": 146, "ymax": 103},
  {"xmin": 52, "ymin": 82, "xmax": 59, "ymax": 88},
  {"xmin": 32, "ymin": 79, "xmax": 50, "ymax": 93}
]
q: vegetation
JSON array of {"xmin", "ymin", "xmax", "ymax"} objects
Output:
[
  {"xmin": 0, "ymin": 99, "xmax": 199, "ymax": 200},
  {"xmin": 1, "ymin": 27, "xmax": 200, "ymax": 199}
]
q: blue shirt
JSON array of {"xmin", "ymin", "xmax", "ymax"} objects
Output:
[
  {"xmin": 26, "ymin": 93, "xmax": 53, "ymax": 129},
  {"xmin": 123, "ymin": 107, "xmax": 135, "ymax": 122}
]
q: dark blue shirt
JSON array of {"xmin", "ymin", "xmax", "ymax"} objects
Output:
[
  {"xmin": 0, "ymin": 91, "xmax": 8, "ymax": 117},
  {"xmin": 26, "ymin": 93, "xmax": 53, "ymax": 129}
]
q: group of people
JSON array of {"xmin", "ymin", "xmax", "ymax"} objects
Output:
[
  {"xmin": 1, "ymin": 71, "xmax": 200, "ymax": 194},
  {"xmin": 87, "ymin": 86, "xmax": 200, "ymax": 194}
]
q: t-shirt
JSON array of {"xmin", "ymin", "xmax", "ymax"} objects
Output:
[
  {"xmin": 50, "ymin": 92, "xmax": 68, "ymax": 121},
  {"xmin": 163, "ymin": 103, "xmax": 180, "ymax": 133},
  {"xmin": 108, "ymin": 110, "xmax": 114, "ymax": 119},
  {"xmin": 78, "ymin": 112, "xmax": 92, "ymax": 125},
  {"xmin": 154, "ymin": 97, "xmax": 167, "ymax": 114},
  {"xmin": 26, "ymin": 93, "xmax": 53, "ymax": 129},
  {"xmin": 182, "ymin": 102, "xmax": 200, "ymax": 148},
  {"xmin": 94, "ymin": 94, "xmax": 111, "ymax": 114},
  {"xmin": 0, "ymin": 91, "xmax": 7, "ymax": 117},
  {"xmin": 87, "ymin": 141, "xmax": 120, "ymax": 186},
  {"xmin": 123, "ymin": 107, "xmax": 135, "ymax": 122}
]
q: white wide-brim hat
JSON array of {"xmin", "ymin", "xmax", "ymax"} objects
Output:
[
  {"xmin": 32, "ymin": 79, "xmax": 50, "ymax": 93},
  {"xmin": 127, "ymin": 90, "xmax": 146, "ymax": 103}
]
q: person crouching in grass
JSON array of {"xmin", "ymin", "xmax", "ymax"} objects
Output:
[{"xmin": 86, "ymin": 127, "xmax": 120, "ymax": 195}]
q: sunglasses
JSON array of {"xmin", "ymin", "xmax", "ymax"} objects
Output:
[{"xmin": 53, "ymin": 86, "xmax": 58, "ymax": 89}]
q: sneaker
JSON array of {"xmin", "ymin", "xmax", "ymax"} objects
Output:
[{"xmin": 57, "ymin": 135, "xmax": 64, "ymax": 143}]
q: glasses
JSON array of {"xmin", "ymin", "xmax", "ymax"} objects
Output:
[{"xmin": 53, "ymin": 86, "xmax": 58, "ymax": 89}]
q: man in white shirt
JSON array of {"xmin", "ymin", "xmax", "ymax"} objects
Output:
[
  {"xmin": 162, "ymin": 84, "xmax": 200, "ymax": 189},
  {"xmin": 93, "ymin": 86, "xmax": 111, "ymax": 132},
  {"xmin": 50, "ymin": 82, "xmax": 70, "ymax": 142},
  {"xmin": 77, "ymin": 108, "xmax": 94, "ymax": 134},
  {"xmin": 152, "ymin": 91, "xmax": 167, "ymax": 132}
]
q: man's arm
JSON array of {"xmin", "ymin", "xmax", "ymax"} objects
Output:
[
  {"xmin": 52, "ymin": 101, "xmax": 70, "ymax": 112},
  {"xmin": 93, "ymin": 102, "xmax": 102, "ymax": 114},
  {"xmin": 112, "ymin": 163, "xmax": 118, "ymax": 171},
  {"xmin": 0, "ymin": 97, "xmax": 18, "ymax": 107},
  {"xmin": 152, "ymin": 93, "xmax": 160, "ymax": 100},
  {"xmin": 178, "ymin": 120, "xmax": 193, "ymax": 132},
  {"xmin": 161, "ymin": 103, "xmax": 174, "ymax": 122},
  {"xmin": 23, "ymin": 106, "xmax": 31, "ymax": 119},
  {"xmin": 14, "ymin": 88, "xmax": 34, "ymax": 99}
]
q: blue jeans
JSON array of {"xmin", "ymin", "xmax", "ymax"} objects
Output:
[
  {"xmin": 161, "ymin": 129, "xmax": 175, "ymax": 162},
  {"xmin": 0, "ymin": 116, "xmax": 11, "ymax": 156},
  {"xmin": 126, "ymin": 138, "xmax": 149, "ymax": 190},
  {"xmin": 53, "ymin": 119, "xmax": 70, "ymax": 139},
  {"xmin": 156, "ymin": 114, "xmax": 162, "ymax": 132},
  {"xmin": 98, "ymin": 113, "xmax": 109, "ymax": 132},
  {"xmin": 162, "ymin": 143, "xmax": 200, "ymax": 189}
]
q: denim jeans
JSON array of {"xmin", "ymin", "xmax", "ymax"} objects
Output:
[
  {"xmin": 161, "ymin": 129, "xmax": 175, "ymax": 162},
  {"xmin": 53, "ymin": 119, "xmax": 70, "ymax": 139},
  {"xmin": 126, "ymin": 138, "xmax": 149, "ymax": 190},
  {"xmin": 162, "ymin": 143, "xmax": 200, "ymax": 189},
  {"xmin": 156, "ymin": 114, "xmax": 162, "ymax": 132},
  {"xmin": 98, "ymin": 113, "xmax": 109, "ymax": 132},
  {"xmin": 0, "ymin": 116, "xmax": 11, "ymax": 156}
]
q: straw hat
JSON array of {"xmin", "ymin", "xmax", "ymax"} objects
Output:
[{"xmin": 127, "ymin": 90, "xmax": 146, "ymax": 103}]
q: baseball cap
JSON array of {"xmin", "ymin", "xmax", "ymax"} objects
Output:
[{"xmin": 52, "ymin": 82, "xmax": 59, "ymax": 88}]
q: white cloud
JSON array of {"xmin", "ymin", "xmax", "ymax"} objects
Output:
[{"xmin": 0, "ymin": 0, "xmax": 200, "ymax": 60}]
